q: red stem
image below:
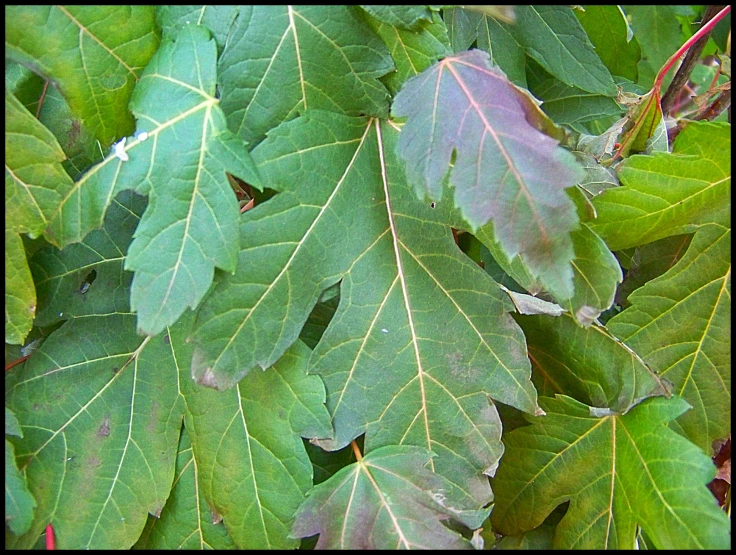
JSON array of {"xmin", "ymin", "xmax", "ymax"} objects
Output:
[
  {"xmin": 350, "ymin": 440, "xmax": 363, "ymax": 462},
  {"xmin": 5, "ymin": 354, "xmax": 30, "ymax": 372},
  {"xmin": 654, "ymin": 6, "xmax": 731, "ymax": 93},
  {"xmin": 35, "ymin": 81, "xmax": 49, "ymax": 119},
  {"xmin": 46, "ymin": 523, "xmax": 56, "ymax": 550}
]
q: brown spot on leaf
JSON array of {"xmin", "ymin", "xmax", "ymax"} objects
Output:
[
  {"xmin": 210, "ymin": 506, "xmax": 223, "ymax": 525},
  {"xmin": 163, "ymin": 334, "xmax": 170, "ymax": 345},
  {"xmin": 153, "ymin": 505, "xmax": 163, "ymax": 518},
  {"xmin": 97, "ymin": 415, "xmax": 110, "ymax": 437},
  {"xmin": 111, "ymin": 366, "xmax": 119, "ymax": 374},
  {"xmin": 198, "ymin": 367, "xmax": 219, "ymax": 389}
]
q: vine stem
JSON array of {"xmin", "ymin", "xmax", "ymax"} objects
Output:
[
  {"xmin": 654, "ymin": 5, "xmax": 731, "ymax": 94},
  {"xmin": 350, "ymin": 440, "xmax": 363, "ymax": 462},
  {"xmin": 5, "ymin": 354, "xmax": 30, "ymax": 372}
]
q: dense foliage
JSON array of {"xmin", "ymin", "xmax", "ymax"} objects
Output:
[{"xmin": 5, "ymin": 5, "xmax": 731, "ymax": 549}]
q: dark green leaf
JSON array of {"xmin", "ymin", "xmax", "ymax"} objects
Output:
[
  {"xmin": 623, "ymin": 5, "xmax": 681, "ymax": 89},
  {"xmin": 475, "ymin": 14, "xmax": 527, "ymax": 87},
  {"xmin": 443, "ymin": 7, "xmax": 483, "ymax": 53},
  {"xmin": 156, "ymin": 5, "xmax": 239, "ymax": 53},
  {"xmin": 575, "ymin": 5, "xmax": 641, "ymax": 82},
  {"xmin": 359, "ymin": 5, "xmax": 433, "ymax": 30},
  {"xmin": 5, "ymin": 439, "xmax": 37, "ymax": 536},
  {"xmin": 218, "ymin": 6, "xmax": 394, "ymax": 145}
]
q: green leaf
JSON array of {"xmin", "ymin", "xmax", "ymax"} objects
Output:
[
  {"xmin": 573, "ymin": 151, "xmax": 619, "ymax": 198},
  {"xmin": 5, "ymin": 90, "xmax": 75, "ymax": 238},
  {"xmin": 5, "ymin": 62, "xmax": 46, "ymax": 116},
  {"xmin": 133, "ymin": 426, "xmax": 236, "ymax": 550},
  {"xmin": 359, "ymin": 5, "xmax": 433, "ymax": 30},
  {"xmin": 156, "ymin": 5, "xmax": 239, "ymax": 53},
  {"xmin": 218, "ymin": 6, "xmax": 394, "ymax": 145},
  {"xmin": 291, "ymin": 445, "xmax": 477, "ymax": 549},
  {"xmin": 475, "ymin": 14, "xmax": 527, "ymax": 87},
  {"xmin": 191, "ymin": 113, "xmax": 540, "ymax": 518},
  {"xmin": 174, "ymin": 313, "xmax": 333, "ymax": 549},
  {"xmin": 6, "ymin": 439, "xmax": 37, "ymax": 536},
  {"xmin": 492, "ymin": 395, "xmax": 731, "ymax": 549},
  {"xmin": 623, "ymin": 5, "xmax": 682, "ymax": 89},
  {"xmin": 526, "ymin": 61, "xmax": 624, "ymax": 126},
  {"xmin": 506, "ymin": 6, "xmax": 618, "ymax": 97},
  {"xmin": 496, "ymin": 523, "xmax": 556, "ymax": 550},
  {"xmin": 5, "ymin": 229, "xmax": 36, "ymax": 344},
  {"xmin": 363, "ymin": 10, "xmax": 451, "ymax": 96},
  {"xmin": 475, "ymin": 217, "xmax": 622, "ymax": 326},
  {"xmin": 5, "ymin": 314, "xmax": 186, "ymax": 549},
  {"xmin": 607, "ymin": 224, "xmax": 730, "ymax": 453},
  {"xmin": 575, "ymin": 5, "xmax": 641, "ymax": 82},
  {"xmin": 5, "ymin": 6, "xmax": 160, "ymax": 148},
  {"xmin": 46, "ymin": 25, "xmax": 261, "ymax": 337},
  {"xmin": 29, "ymin": 191, "xmax": 145, "ymax": 327},
  {"xmin": 615, "ymin": 233, "xmax": 693, "ymax": 308},
  {"xmin": 591, "ymin": 122, "xmax": 730, "ymax": 250},
  {"xmin": 392, "ymin": 50, "xmax": 584, "ymax": 300},
  {"xmin": 443, "ymin": 7, "xmax": 483, "ymax": 53},
  {"xmin": 517, "ymin": 313, "xmax": 669, "ymax": 413}
]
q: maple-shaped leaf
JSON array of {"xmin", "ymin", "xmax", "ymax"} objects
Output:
[
  {"xmin": 218, "ymin": 5, "xmax": 394, "ymax": 145},
  {"xmin": 177, "ymin": 330, "xmax": 333, "ymax": 549},
  {"xmin": 492, "ymin": 395, "xmax": 731, "ymax": 549},
  {"xmin": 5, "ymin": 313, "xmax": 186, "ymax": 549},
  {"xmin": 607, "ymin": 223, "xmax": 730, "ymax": 453},
  {"xmin": 5, "ymin": 90, "xmax": 75, "ymax": 343},
  {"xmin": 392, "ymin": 49, "xmax": 584, "ymax": 300},
  {"xmin": 591, "ymin": 122, "xmax": 730, "ymax": 250},
  {"xmin": 191, "ymin": 112, "xmax": 539, "ymax": 516},
  {"xmin": 291, "ymin": 445, "xmax": 477, "ymax": 549},
  {"xmin": 156, "ymin": 5, "xmax": 239, "ymax": 53},
  {"xmin": 134, "ymin": 426, "xmax": 236, "ymax": 550},
  {"xmin": 517, "ymin": 312, "xmax": 669, "ymax": 413},
  {"xmin": 5, "ymin": 6, "xmax": 160, "ymax": 148},
  {"xmin": 44, "ymin": 25, "xmax": 261, "ymax": 336}
]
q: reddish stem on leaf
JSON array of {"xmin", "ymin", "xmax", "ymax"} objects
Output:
[
  {"xmin": 655, "ymin": 5, "xmax": 731, "ymax": 94},
  {"xmin": 350, "ymin": 440, "xmax": 363, "ymax": 462},
  {"xmin": 36, "ymin": 81, "xmax": 49, "ymax": 119},
  {"xmin": 5, "ymin": 354, "xmax": 30, "ymax": 372}
]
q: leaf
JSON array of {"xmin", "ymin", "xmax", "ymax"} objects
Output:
[
  {"xmin": 5, "ymin": 408, "xmax": 36, "ymax": 536},
  {"xmin": 475, "ymin": 14, "xmax": 527, "ymax": 87},
  {"xmin": 443, "ymin": 7, "xmax": 483, "ymax": 53},
  {"xmin": 5, "ymin": 62, "xmax": 46, "ymax": 116},
  {"xmin": 291, "ymin": 445, "xmax": 476, "ymax": 549},
  {"xmin": 575, "ymin": 5, "xmax": 641, "ymax": 82},
  {"xmin": 517, "ymin": 312, "xmax": 669, "ymax": 413},
  {"xmin": 156, "ymin": 5, "xmax": 239, "ymax": 53},
  {"xmin": 614, "ymin": 89, "xmax": 663, "ymax": 158},
  {"xmin": 218, "ymin": 5, "xmax": 394, "ymax": 145},
  {"xmin": 6, "ymin": 438, "xmax": 37, "ymax": 536},
  {"xmin": 526, "ymin": 61, "xmax": 624, "ymax": 126},
  {"xmin": 5, "ymin": 6, "xmax": 160, "ymax": 148},
  {"xmin": 5, "ymin": 90, "xmax": 75, "ymax": 238},
  {"xmin": 363, "ymin": 10, "xmax": 451, "ymax": 96},
  {"xmin": 133, "ymin": 426, "xmax": 236, "ymax": 550},
  {"xmin": 505, "ymin": 6, "xmax": 618, "ymax": 97},
  {"xmin": 591, "ymin": 122, "xmax": 731, "ymax": 250},
  {"xmin": 359, "ymin": 5, "xmax": 433, "ymax": 30},
  {"xmin": 30, "ymin": 191, "xmax": 145, "ymax": 327},
  {"xmin": 45, "ymin": 25, "xmax": 261, "ymax": 337},
  {"xmin": 615, "ymin": 233, "xmax": 693, "ymax": 308},
  {"xmin": 5, "ymin": 230, "xmax": 36, "ymax": 344},
  {"xmin": 475, "ymin": 216, "xmax": 622, "ymax": 326},
  {"xmin": 491, "ymin": 395, "xmax": 731, "ymax": 549},
  {"xmin": 607, "ymin": 223, "xmax": 730, "ymax": 453},
  {"xmin": 191, "ymin": 112, "xmax": 540, "ymax": 519},
  {"xmin": 623, "ymin": 5, "xmax": 682, "ymax": 89},
  {"xmin": 5, "ymin": 313, "xmax": 186, "ymax": 549},
  {"xmin": 573, "ymin": 151, "xmax": 619, "ymax": 198},
  {"xmin": 392, "ymin": 49, "xmax": 584, "ymax": 301},
  {"xmin": 173, "ymin": 313, "xmax": 333, "ymax": 549}
]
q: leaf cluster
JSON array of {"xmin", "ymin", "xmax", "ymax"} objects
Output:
[{"xmin": 5, "ymin": 5, "xmax": 730, "ymax": 550}]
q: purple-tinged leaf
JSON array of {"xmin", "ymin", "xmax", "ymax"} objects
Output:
[{"xmin": 392, "ymin": 49, "xmax": 584, "ymax": 298}]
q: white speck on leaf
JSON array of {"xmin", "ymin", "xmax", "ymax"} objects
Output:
[
  {"xmin": 113, "ymin": 137, "xmax": 129, "ymax": 161},
  {"xmin": 136, "ymin": 131, "xmax": 148, "ymax": 141},
  {"xmin": 381, "ymin": 328, "xmax": 388, "ymax": 333}
]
